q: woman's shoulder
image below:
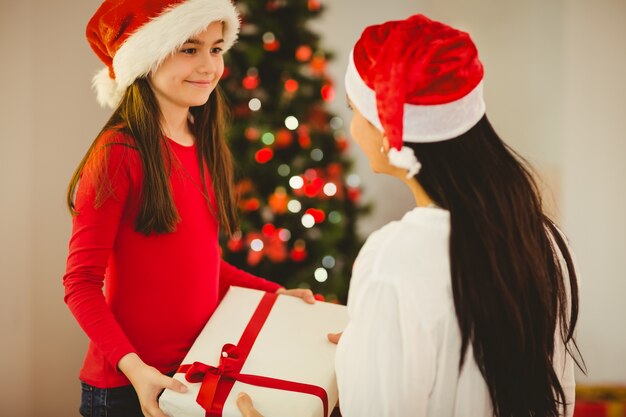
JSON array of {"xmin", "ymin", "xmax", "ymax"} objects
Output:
[
  {"xmin": 366, "ymin": 207, "xmax": 450, "ymax": 248},
  {"xmin": 356, "ymin": 207, "xmax": 451, "ymax": 285}
]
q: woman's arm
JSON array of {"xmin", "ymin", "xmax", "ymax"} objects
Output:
[{"xmin": 334, "ymin": 279, "xmax": 437, "ymax": 417}]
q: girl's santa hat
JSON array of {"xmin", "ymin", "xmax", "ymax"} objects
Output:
[
  {"xmin": 86, "ymin": 0, "xmax": 240, "ymax": 108},
  {"xmin": 345, "ymin": 14, "xmax": 486, "ymax": 177}
]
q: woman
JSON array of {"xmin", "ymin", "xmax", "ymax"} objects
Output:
[{"xmin": 238, "ymin": 14, "xmax": 583, "ymax": 417}]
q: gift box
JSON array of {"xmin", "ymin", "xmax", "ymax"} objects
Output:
[
  {"xmin": 574, "ymin": 385, "xmax": 626, "ymax": 417},
  {"xmin": 160, "ymin": 286, "xmax": 348, "ymax": 417}
]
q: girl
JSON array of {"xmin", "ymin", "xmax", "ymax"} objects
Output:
[
  {"xmin": 237, "ymin": 14, "xmax": 583, "ymax": 417},
  {"xmin": 63, "ymin": 1, "xmax": 314, "ymax": 417}
]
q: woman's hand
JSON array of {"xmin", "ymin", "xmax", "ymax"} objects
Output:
[
  {"xmin": 118, "ymin": 353, "xmax": 187, "ymax": 417},
  {"xmin": 327, "ymin": 332, "xmax": 342, "ymax": 344},
  {"xmin": 236, "ymin": 392, "xmax": 265, "ymax": 417},
  {"xmin": 276, "ymin": 288, "xmax": 315, "ymax": 304}
]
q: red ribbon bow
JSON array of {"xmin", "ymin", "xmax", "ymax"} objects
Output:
[{"xmin": 177, "ymin": 292, "xmax": 329, "ymax": 417}]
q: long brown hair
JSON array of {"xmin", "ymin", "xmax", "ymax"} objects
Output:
[
  {"xmin": 408, "ymin": 115, "xmax": 584, "ymax": 417},
  {"xmin": 67, "ymin": 77, "xmax": 238, "ymax": 236}
]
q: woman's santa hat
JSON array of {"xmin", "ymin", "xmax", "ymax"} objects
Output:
[
  {"xmin": 345, "ymin": 14, "xmax": 486, "ymax": 177},
  {"xmin": 86, "ymin": 0, "xmax": 240, "ymax": 108}
]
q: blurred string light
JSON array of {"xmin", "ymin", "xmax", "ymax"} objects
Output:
[
  {"xmin": 295, "ymin": 45, "xmax": 313, "ymax": 62},
  {"xmin": 328, "ymin": 211, "xmax": 342, "ymax": 224},
  {"xmin": 347, "ymin": 173, "xmax": 361, "ymax": 188},
  {"xmin": 249, "ymin": 98, "xmax": 261, "ymax": 111},
  {"xmin": 285, "ymin": 116, "xmax": 299, "ymax": 130},
  {"xmin": 314, "ymin": 267, "xmax": 328, "ymax": 282},
  {"xmin": 322, "ymin": 255, "xmax": 336, "ymax": 269},
  {"xmin": 255, "ymin": 148, "xmax": 273, "ymax": 164},
  {"xmin": 330, "ymin": 116, "xmax": 343, "ymax": 130},
  {"xmin": 278, "ymin": 228, "xmax": 291, "ymax": 242},
  {"xmin": 321, "ymin": 84, "xmax": 334, "ymax": 102},
  {"xmin": 250, "ymin": 239, "xmax": 264, "ymax": 252},
  {"xmin": 278, "ymin": 164, "xmax": 290, "ymax": 177},
  {"xmin": 301, "ymin": 213, "xmax": 315, "ymax": 228},
  {"xmin": 310, "ymin": 148, "xmax": 324, "ymax": 161},
  {"xmin": 323, "ymin": 182, "xmax": 337, "ymax": 197},
  {"xmin": 263, "ymin": 31, "xmax": 280, "ymax": 51},
  {"xmin": 285, "ymin": 79, "xmax": 299, "ymax": 93},
  {"xmin": 289, "ymin": 175, "xmax": 304, "ymax": 189},
  {"xmin": 261, "ymin": 132, "xmax": 275, "ymax": 145},
  {"xmin": 242, "ymin": 67, "xmax": 259, "ymax": 90},
  {"xmin": 288, "ymin": 200, "xmax": 302, "ymax": 213}
]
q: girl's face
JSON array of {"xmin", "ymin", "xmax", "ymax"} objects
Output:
[
  {"xmin": 349, "ymin": 99, "xmax": 401, "ymax": 177},
  {"xmin": 149, "ymin": 21, "xmax": 225, "ymax": 110}
]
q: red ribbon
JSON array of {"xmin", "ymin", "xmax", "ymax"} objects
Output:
[{"xmin": 177, "ymin": 292, "xmax": 329, "ymax": 417}]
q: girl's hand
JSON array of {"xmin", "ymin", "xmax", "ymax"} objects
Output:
[
  {"xmin": 275, "ymin": 288, "xmax": 315, "ymax": 304},
  {"xmin": 327, "ymin": 332, "xmax": 342, "ymax": 344},
  {"xmin": 236, "ymin": 392, "xmax": 265, "ymax": 417},
  {"xmin": 118, "ymin": 353, "xmax": 187, "ymax": 417}
]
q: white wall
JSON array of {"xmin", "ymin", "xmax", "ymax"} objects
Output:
[
  {"xmin": 0, "ymin": 2, "xmax": 34, "ymax": 416},
  {"xmin": 561, "ymin": 0, "xmax": 626, "ymax": 382},
  {"xmin": 0, "ymin": 1, "xmax": 624, "ymax": 415},
  {"xmin": 1, "ymin": 1, "xmax": 105, "ymax": 415}
]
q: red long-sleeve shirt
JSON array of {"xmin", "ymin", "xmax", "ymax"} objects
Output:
[{"xmin": 63, "ymin": 131, "xmax": 281, "ymax": 388}]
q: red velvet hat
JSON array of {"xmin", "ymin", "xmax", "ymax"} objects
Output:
[
  {"xmin": 345, "ymin": 14, "xmax": 485, "ymax": 175},
  {"xmin": 86, "ymin": 0, "xmax": 240, "ymax": 108}
]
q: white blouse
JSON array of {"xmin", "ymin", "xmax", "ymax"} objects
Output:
[{"xmin": 335, "ymin": 207, "xmax": 575, "ymax": 417}]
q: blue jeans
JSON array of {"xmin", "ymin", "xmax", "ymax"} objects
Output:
[{"xmin": 79, "ymin": 381, "xmax": 144, "ymax": 417}]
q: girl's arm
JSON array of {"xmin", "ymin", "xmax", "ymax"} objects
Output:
[
  {"xmin": 63, "ymin": 138, "xmax": 137, "ymax": 370},
  {"xmin": 218, "ymin": 259, "xmax": 283, "ymax": 299},
  {"xmin": 218, "ymin": 260, "xmax": 315, "ymax": 303}
]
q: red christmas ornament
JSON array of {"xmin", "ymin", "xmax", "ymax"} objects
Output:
[
  {"xmin": 245, "ymin": 127, "xmax": 261, "ymax": 141},
  {"xmin": 236, "ymin": 179, "xmax": 254, "ymax": 195},
  {"xmin": 321, "ymin": 83, "xmax": 334, "ymax": 102},
  {"xmin": 310, "ymin": 55, "xmax": 327, "ymax": 75},
  {"xmin": 305, "ymin": 208, "xmax": 325, "ymax": 223},
  {"xmin": 241, "ymin": 198, "xmax": 261, "ymax": 211},
  {"xmin": 308, "ymin": 0, "xmax": 321, "ymax": 11},
  {"xmin": 234, "ymin": 103, "xmax": 251, "ymax": 118},
  {"xmin": 264, "ymin": 40, "xmax": 280, "ymax": 52},
  {"xmin": 275, "ymin": 128, "xmax": 293, "ymax": 148},
  {"xmin": 304, "ymin": 178, "xmax": 325, "ymax": 198},
  {"xmin": 227, "ymin": 235, "xmax": 244, "ymax": 252},
  {"xmin": 304, "ymin": 168, "xmax": 318, "ymax": 180},
  {"xmin": 297, "ymin": 126, "xmax": 311, "ymax": 149},
  {"xmin": 347, "ymin": 187, "xmax": 361, "ymax": 203},
  {"xmin": 336, "ymin": 136, "xmax": 349, "ymax": 152},
  {"xmin": 295, "ymin": 45, "xmax": 313, "ymax": 62},
  {"xmin": 269, "ymin": 187, "xmax": 289, "ymax": 214},
  {"xmin": 243, "ymin": 75, "xmax": 259, "ymax": 90},
  {"xmin": 307, "ymin": 107, "xmax": 329, "ymax": 131},
  {"xmin": 221, "ymin": 66, "xmax": 231, "ymax": 80},
  {"xmin": 262, "ymin": 223, "xmax": 276, "ymax": 237},
  {"xmin": 284, "ymin": 79, "xmax": 299, "ymax": 93},
  {"xmin": 255, "ymin": 148, "xmax": 274, "ymax": 164},
  {"xmin": 290, "ymin": 240, "xmax": 308, "ymax": 262},
  {"xmin": 327, "ymin": 162, "xmax": 343, "ymax": 177}
]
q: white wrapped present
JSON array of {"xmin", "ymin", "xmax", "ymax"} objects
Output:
[{"xmin": 159, "ymin": 286, "xmax": 348, "ymax": 417}]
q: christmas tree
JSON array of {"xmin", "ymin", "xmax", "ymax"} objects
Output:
[{"xmin": 220, "ymin": 0, "xmax": 369, "ymax": 303}]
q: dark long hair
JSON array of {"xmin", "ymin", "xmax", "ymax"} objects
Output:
[
  {"xmin": 67, "ymin": 77, "xmax": 238, "ymax": 236},
  {"xmin": 407, "ymin": 115, "xmax": 583, "ymax": 417}
]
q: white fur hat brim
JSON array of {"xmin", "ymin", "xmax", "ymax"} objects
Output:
[{"xmin": 93, "ymin": 0, "xmax": 240, "ymax": 108}]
